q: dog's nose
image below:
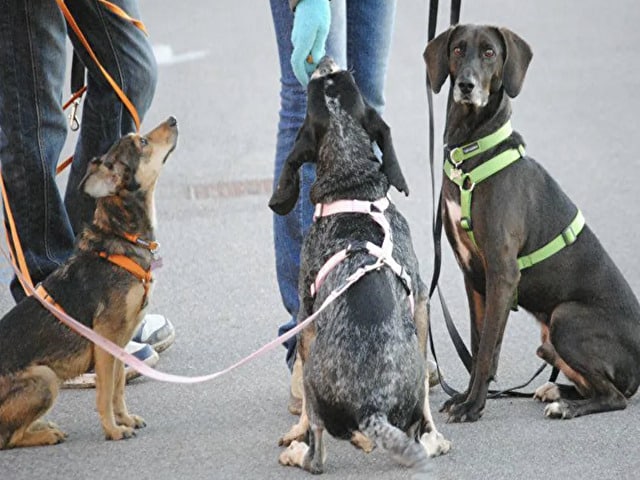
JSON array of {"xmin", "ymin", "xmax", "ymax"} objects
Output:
[
  {"xmin": 167, "ymin": 116, "xmax": 177, "ymax": 127},
  {"xmin": 457, "ymin": 80, "xmax": 475, "ymax": 95}
]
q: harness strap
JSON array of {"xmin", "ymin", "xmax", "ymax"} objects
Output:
[
  {"xmin": 97, "ymin": 252, "xmax": 152, "ymax": 307},
  {"xmin": 311, "ymin": 196, "xmax": 414, "ymax": 314},
  {"xmin": 448, "ymin": 121, "xmax": 514, "ymax": 164},
  {"xmin": 517, "ymin": 210, "xmax": 585, "ymax": 270},
  {"xmin": 445, "ymin": 146, "xmax": 525, "ymax": 247},
  {"xmin": 313, "ymin": 197, "xmax": 390, "ymax": 220}
]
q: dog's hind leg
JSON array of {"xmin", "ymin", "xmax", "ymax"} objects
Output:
[
  {"xmin": 112, "ymin": 359, "xmax": 146, "ymax": 429},
  {"xmin": 0, "ymin": 366, "xmax": 66, "ymax": 449},
  {"xmin": 537, "ymin": 341, "xmax": 627, "ymax": 419},
  {"xmin": 536, "ymin": 307, "xmax": 631, "ymax": 419}
]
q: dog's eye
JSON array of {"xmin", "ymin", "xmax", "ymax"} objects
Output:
[
  {"xmin": 483, "ymin": 49, "xmax": 495, "ymax": 58},
  {"xmin": 140, "ymin": 138, "xmax": 149, "ymax": 147},
  {"xmin": 453, "ymin": 47, "xmax": 464, "ymax": 57}
]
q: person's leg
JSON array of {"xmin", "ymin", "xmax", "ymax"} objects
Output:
[
  {"xmin": 63, "ymin": 0, "xmax": 157, "ymax": 233},
  {"xmin": 346, "ymin": 0, "xmax": 397, "ymax": 114},
  {"xmin": 270, "ymin": 0, "xmax": 347, "ymax": 370},
  {"xmin": 0, "ymin": 0, "xmax": 75, "ymax": 303}
]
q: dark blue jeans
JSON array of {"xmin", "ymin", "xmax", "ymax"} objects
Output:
[
  {"xmin": 270, "ymin": 0, "xmax": 397, "ymax": 368},
  {"xmin": 0, "ymin": 0, "xmax": 156, "ymax": 302}
]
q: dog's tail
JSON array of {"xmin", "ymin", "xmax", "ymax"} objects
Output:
[{"xmin": 359, "ymin": 413, "xmax": 430, "ymax": 476}]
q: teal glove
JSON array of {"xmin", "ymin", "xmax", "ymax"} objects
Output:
[{"xmin": 290, "ymin": 0, "xmax": 331, "ymax": 86}]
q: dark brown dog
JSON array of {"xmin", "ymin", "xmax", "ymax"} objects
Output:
[
  {"xmin": 0, "ymin": 117, "xmax": 177, "ymax": 447},
  {"xmin": 425, "ymin": 25, "xmax": 640, "ymax": 422}
]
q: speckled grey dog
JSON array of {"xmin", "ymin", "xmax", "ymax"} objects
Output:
[{"xmin": 269, "ymin": 57, "xmax": 450, "ymax": 475}]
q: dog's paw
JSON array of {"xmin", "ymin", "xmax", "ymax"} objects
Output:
[
  {"xmin": 279, "ymin": 440, "xmax": 309, "ymax": 467},
  {"xmin": 104, "ymin": 425, "xmax": 136, "ymax": 441},
  {"xmin": 116, "ymin": 413, "xmax": 146, "ymax": 429},
  {"xmin": 447, "ymin": 401, "xmax": 484, "ymax": 423},
  {"xmin": 534, "ymin": 382, "xmax": 561, "ymax": 403},
  {"xmin": 420, "ymin": 430, "xmax": 451, "ymax": 457},
  {"xmin": 439, "ymin": 392, "xmax": 467, "ymax": 413},
  {"xmin": 544, "ymin": 401, "xmax": 574, "ymax": 420},
  {"xmin": 278, "ymin": 422, "xmax": 308, "ymax": 447},
  {"xmin": 351, "ymin": 431, "xmax": 375, "ymax": 453}
]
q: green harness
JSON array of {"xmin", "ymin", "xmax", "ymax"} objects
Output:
[{"xmin": 443, "ymin": 121, "xmax": 585, "ymax": 272}]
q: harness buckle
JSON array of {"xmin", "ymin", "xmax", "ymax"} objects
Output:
[
  {"xmin": 460, "ymin": 217, "xmax": 473, "ymax": 231},
  {"xmin": 460, "ymin": 175, "xmax": 475, "ymax": 192},
  {"xmin": 562, "ymin": 225, "xmax": 578, "ymax": 245}
]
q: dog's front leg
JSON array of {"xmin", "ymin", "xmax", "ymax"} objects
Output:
[
  {"xmin": 441, "ymin": 277, "xmax": 485, "ymax": 413},
  {"xmin": 112, "ymin": 360, "xmax": 146, "ymax": 430},
  {"xmin": 447, "ymin": 261, "xmax": 520, "ymax": 423},
  {"xmin": 94, "ymin": 348, "xmax": 135, "ymax": 440},
  {"xmin": 279, "ymin": 352, "xmax": 310, "ymax": 446}
]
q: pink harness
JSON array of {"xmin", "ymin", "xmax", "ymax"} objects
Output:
[{"xmin": 311, "ymin": 196, "xmax": 415, "ymax": 314}]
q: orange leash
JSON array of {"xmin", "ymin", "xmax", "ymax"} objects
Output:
[{"xmin": 56, "ymin": 0, "xmax": 145, "ymax": 133}]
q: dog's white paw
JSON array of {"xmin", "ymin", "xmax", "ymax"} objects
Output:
[
  {"xmin": 279, "ymin": 440, "xmax": 309, "ymax": 467},
  {"xmin": 534, "ymin": 382, "xmax": 561, "ymax": 402},
  {"xmin": 544, "ymin": 401, "xmax": 573, "ymax": 419},
  {"xmin": 420, "ymin": 430, "xmax": 452, "ymax": 457}
]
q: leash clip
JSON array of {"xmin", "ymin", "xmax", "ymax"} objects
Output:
[{"xmin": 68, "ymin": 100, "xmax": 81, "ymax": 131}]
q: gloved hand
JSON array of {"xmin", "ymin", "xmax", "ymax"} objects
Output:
[{"xmin": 290, "ymin": 0, "xmax": 331, "ymax": 86}]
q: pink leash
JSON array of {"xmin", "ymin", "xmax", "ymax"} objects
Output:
[{"xmin": 0, "ymin": 243, "xmax": 379, "ymax": 384}]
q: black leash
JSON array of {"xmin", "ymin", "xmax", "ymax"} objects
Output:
[{"xmin": 424, "ymin": 0, "xmax": 557, "ymax": 399}]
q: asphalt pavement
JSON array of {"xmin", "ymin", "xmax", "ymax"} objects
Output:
[{"xmin": 2, "ymin": 1, "xmax": 640, "ymax": 479}]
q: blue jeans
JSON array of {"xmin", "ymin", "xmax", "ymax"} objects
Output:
[
  {"xmin": 270, "ymin": 0, "xmax": 397, "ymax": 368},
  {"xmin": 0, "ymin": 0, "xmax": 156, "ymax": 302}
]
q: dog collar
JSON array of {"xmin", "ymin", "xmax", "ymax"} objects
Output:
[
  {"xmin": 447, "ymin": 121, "xmax": 513, "ymax": 165},
  {"xmin": 121, "ymin": 232, "xmax": 159, "ymax": 253}
]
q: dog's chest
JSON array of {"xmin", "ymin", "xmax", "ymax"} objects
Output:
[{"xmin": 443, "ymin": 198, "xmax": 476, "ymax": 272}]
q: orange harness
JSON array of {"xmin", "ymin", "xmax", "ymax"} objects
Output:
[{"xmin": 36, "ymin": 232, "xmax": 156, "ymax": 314}]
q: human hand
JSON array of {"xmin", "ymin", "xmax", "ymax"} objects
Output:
[{"xmin": 290, "ymin": 0, "xmax": 331, "ymax": 86}]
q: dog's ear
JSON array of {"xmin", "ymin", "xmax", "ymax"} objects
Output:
[
  {"xmin": 268, "ymin": 120, "xmax": 316, "ymax": 215},
  {"xmin": 424, "ymin": 27, "xmax": 455, "ymax": 94},
  {"xmin": 363, "ymin": 107, "xmax": 409, "ymax": 196},
  {"xmin": 498, "ymin": 27, "xmax": 532, "ymax": 98},
  {"xmin": 78, "ymin": 157, "xmax": 122, "ymax": 198}
]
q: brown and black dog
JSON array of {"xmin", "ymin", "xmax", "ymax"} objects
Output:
[
  {"xmin": 424, "ymin": 25, "xmax": 640, "ymax": 422},
  {"xmin": 0, "ymin": 117, "xmax": 177, "ymax": 448}
]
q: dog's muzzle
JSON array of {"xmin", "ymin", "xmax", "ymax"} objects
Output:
[{"xmin": 311, "ymin": 56, "xmax": 340, "ymax": 79}]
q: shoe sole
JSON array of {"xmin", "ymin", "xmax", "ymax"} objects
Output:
[
  {"xmin": 150, "ymin": 328, "xmax": 176, "ymax": 353},
  {"xmin": 62, "ymin": 353, "xmax": 160, "ymax": 389}
]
